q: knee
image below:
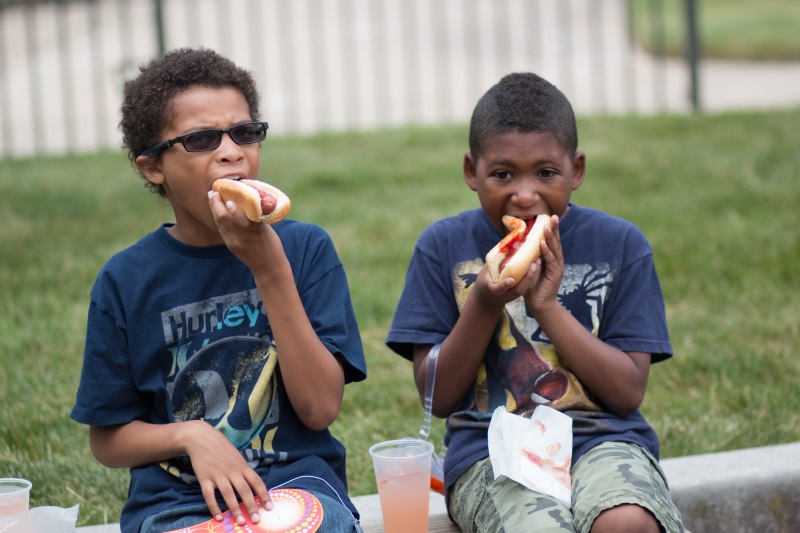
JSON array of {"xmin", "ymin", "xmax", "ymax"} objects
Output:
[{"xmin": 590, "ymin": 504, "xmax": 661, "ymax": 533}]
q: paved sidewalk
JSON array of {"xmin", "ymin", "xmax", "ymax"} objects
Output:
[{"xmin": 699, "ymin": 60, "xmax": 800, "ymax": 112}]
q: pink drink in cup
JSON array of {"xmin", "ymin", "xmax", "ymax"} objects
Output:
[
  {"xmin": 0, "ymin": 479, "xmax": 32, "ymax": 517},
  {"xmin": 369, "ymin": 439, "xmax": 433, "ymax": 533}
]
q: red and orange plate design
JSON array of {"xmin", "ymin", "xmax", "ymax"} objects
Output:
[{"xmin": 166, "ymin": 488, "xmax": 323, "ymax": 533}]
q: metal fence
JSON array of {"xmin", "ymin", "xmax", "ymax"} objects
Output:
[{"xmin": 0, "ymin": 0, "xmax": 700, "ymax": 159}]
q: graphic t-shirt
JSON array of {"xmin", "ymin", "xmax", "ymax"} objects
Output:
[
  {"xmin": 71, "ymin": 222, "xmax": 366, "ymax": 533},
  {"xmin": 386, "ymin": 205, "xmax": 672, "ymax": 495}
]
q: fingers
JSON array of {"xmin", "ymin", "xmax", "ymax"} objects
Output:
[
  {"xmin": 208, "ymin": 191, "xmax": 247, "ymax": 225},
  {"xmin": 207, "ymin": 190, "xmax": 227, "ymax": 222},
  {"xmin": 540, "ymin": 215, "xmax": 563, "ymax": 267},
  {"xmin": 544, "ymin": 215, "xmax": 561, "ymax": 259},
  {"xmin": 209, "ymin": 478, "xmax": 259, "ymax": 526},
  {"xmin": 201, "ymin": 473, "xmax": 271, "ymax": 525},
  {"xmin": 516, "ymin": 259, "xmax": 542, "ymax": 290},
  {"xmin": 253, "ymin": 476, "xmax": 273, "ymax": 512},
  {"xmin": 217, "ymin": 481, "xmax": 246, "ymax": 526},
  {"xmin": 186, "ymin": 421, "xmax": 272, "ymax": 526},
  {"xmin": 237, "ymin": 469, "xmax": 272, "ymax": 524},
  {"xmin": 201, "ymin": 482, "xmax": 224, "ymax": 523}
]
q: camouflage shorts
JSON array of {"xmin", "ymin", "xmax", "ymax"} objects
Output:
[{"xmin": 448, "ymin": 441, "xmax": 684, "ymax": 533}]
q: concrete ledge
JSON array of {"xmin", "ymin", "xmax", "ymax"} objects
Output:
[
  {"xmin": 77, "ymin": 442, "xmax": 800, "ymax": 533},
  {"xmin": 75, "ymin": 525, "xmax": 120, "ymax": 533},
  {"xmin": 660, "ymin": 441, "xmax": 800, "ymax": 533},
  {"xmin": 354, "ymin": 491, "xmax": 455, "ymax": 533}
]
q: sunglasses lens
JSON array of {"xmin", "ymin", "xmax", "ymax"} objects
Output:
[
  {"xmin": 231, "ymin": 123, "xmax": 267, "ymax": 144},
  {"xmin": 183, "ymin": 130, "xmax": 222, "ymax": 152},
  {"xmin": 179, "ymin": 123, "xmax": 267, "ymax": 152}
]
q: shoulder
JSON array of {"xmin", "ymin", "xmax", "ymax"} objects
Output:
[
  {"xmin": 425, "ymin": 207, "xmax": 487, "ymax": 231},
  {"xmin": 564, "ymin": 205, "xmax": 651, "ymax": 250},
  {"xmin": 409, "ymin": 208, "xmax": 493, "ymax": 268},
  {"xmin": 274, "ymin": 218, "xmax": 331, "ymax": 240},
  {"xmin": 417, "ymin": 208, "xmax": 492, "ymax": 246},
  {"xmin": 97, "ymin": 228, "xmax": 166, "ymax": 278},
  {"xmin": 274, "ymin": 219, "xmax": 337, "ymax": 257},
  {"xmin": 567, "ymin": 204, "xmax": 640, "ymax": 231},
  {"xmin": 274, "ymin": 219, "xmax": 345, "ymax": 280}
]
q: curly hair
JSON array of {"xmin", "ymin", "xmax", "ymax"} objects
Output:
[
  {"xmin": 468, "ymin": 72, "xmax": 577, "ymax": 160},
  {"xmin": 120, "ymin": 48, "xmax": 261, "ymax": 196}
]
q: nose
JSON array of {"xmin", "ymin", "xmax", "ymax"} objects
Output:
[
  {"xmin": 512, "ymin": 179, "xmax": 538, "ymax": 207},
  {"xmin": 216, "ymin": 132, "xmax": 245, "ymax": 162}
]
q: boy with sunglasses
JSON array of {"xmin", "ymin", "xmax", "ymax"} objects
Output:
[
  {"xmin": 71, "ymin": 48, "xmax": 367, "ymax": 533},
  {"xmin": 386, "ymin": 72, "xmax": 684, "ymax": 532}
]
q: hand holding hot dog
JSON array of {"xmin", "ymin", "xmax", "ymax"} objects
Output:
[
  {"xmin": 207, "ymin": 179, "xmax": 290, "ymax": 275},
  {"xmin": 485, "ymin": 214, "xmax": 550, "ymax": 286}
]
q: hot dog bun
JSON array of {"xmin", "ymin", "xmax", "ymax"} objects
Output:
[
  {"xmin": 485, "ymin": 214, "xmax": 550, "ymax": 285},
  {"xmin": 212, "ymin": 179, "xmax": 291, "ymax": 224}
]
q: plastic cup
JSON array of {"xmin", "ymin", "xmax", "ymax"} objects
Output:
[
  {"xmin": 369, "ymin": 439, "xmax": 434, "ymax": 533},
  {"xmin": 0, "ymin": 478, "xmax": 32, "ymax": 517}
]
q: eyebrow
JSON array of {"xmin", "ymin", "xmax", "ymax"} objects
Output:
[{"xmin": 486, "ymin": 155, "xmax": 563, "ymax": 168}]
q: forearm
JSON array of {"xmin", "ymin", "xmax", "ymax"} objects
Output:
[
  {"xmin": 89, "ymin": 419, "xmax": 203, "ymax": 469},
  {"xmin": 531, "ymin": 301, "xmax": 650, "ymax": 416},
  {"xmin": 92, "ymin": 419, "xmax": 272, "ymax": 523},
  {"xmin": 418, "ymin": 288, "xmax": 506, "ymax": 417},
  {"xmin": 210, "ymin": 201, "xmax": 345, "ymax": 429},
  {"xmin": 254, "ymin": 261, "xmax": 344, "ymax": 431}
]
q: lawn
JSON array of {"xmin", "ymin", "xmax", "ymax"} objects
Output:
[
  {"xmin": 633, "ymin": 0, "xmax": 800, "ymax": 61},
  {"xmin": 1, "ymin": 107, "xmax": 799, "ymax": 526}
]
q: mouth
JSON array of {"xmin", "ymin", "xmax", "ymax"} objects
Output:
[{"xmin": 212, "ymin": 176, "xmax": 247, "ymax": 187}]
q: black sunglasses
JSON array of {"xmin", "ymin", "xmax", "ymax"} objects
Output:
[{"xmin": 140, "ymin": 121, "xmax": 269, "ymax": 157}]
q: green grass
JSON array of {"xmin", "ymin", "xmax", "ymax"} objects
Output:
[
  {"xmin": 632, "ymin": 0, "xmax": 800, "ymax": 61},
  {"xmin": 2, "ymin": 108, "xmax": 799, "ymax": 526}
]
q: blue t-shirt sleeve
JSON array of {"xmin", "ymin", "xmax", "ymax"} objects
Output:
[
  {"xmin": 71, "ymin": 278, "xmax": 148, "ymax": 426},
  {"xmin": 386, "ymin": 223, "xmax": 458, "ymax": 360},
  {"xmin": 293, "ymin": 227, "xmax": 367, "ymax": 383},
  {"xmin": 589, "ymin": 222, "xmax": 672, "ymax": 363},
  {"xmin": 600, "ymin": 252, "xmax": 672, "ymax": 362}
]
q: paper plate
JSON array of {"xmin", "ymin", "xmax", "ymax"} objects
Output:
[
  {"xmin": 166, "ymin": 488, "xmax": 323, "ymax": 533},
  {"xmin": 256, "ymin": 488, "xmax": 323, "ymax": 533}
]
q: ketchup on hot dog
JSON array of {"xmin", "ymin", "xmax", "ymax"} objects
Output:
[{"xmin": 498, "ymin": 219, "xmax": 536, "ymax": 272}]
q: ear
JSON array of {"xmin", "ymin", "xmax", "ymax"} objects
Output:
[
  {"xmin": 135, "ymin": 154, "xmax": 166, "ymax": 187},
  {"xmin": 463, "ymin": 152, "xmax": 478, "ymax": 191},
  {"xmin": 571, "ymin": 150, "xmax": 586, "ymax": 191}
]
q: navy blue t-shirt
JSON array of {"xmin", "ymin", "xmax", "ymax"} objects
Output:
[
  {"xmin": 386, "ymin": 204, "xmax": 672, "ymax": 496},
  {"xmin": 71, "ymin": 222, "xmax": 366, "ymax": 533}
]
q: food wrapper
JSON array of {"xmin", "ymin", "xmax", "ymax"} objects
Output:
[
  {"xmin": 0, "ymin": 504, "xmax": 79, "ymax": 532},
  {"xmin": 488, "ymin": 405, "xmax": 573, "ymax": 507}
]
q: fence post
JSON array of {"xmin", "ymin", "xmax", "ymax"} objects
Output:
[
  {"xmin": 154, "ymin": 0, "xmax": 166, "ymax": 57},
  {"xmin": 685, "ymin": 0, "xmax": 701, "ymax": 111}
]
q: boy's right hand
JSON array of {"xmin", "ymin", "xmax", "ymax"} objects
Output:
[
  {"xmin": 208, "ymin": 190, "xmax": 287, "ymax": 275},
  {"xmin": 181, "ymin": 420, "xmax": 273, "ymax": 526},
  {"xmin": 476, "ymin": 260, "xmax": 542, "ymax": 310}
]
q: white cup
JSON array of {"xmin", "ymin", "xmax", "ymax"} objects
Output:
[{"xmin": 0, "ymin": 478, "xmax": 32, "ymax": 517}]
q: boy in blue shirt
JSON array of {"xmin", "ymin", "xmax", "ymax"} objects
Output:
[
  {"xmin": 386, "ymin": 72, "xmax": 684, "ymax": 532},
  {"xmin": 71, "ymin": 48, "xmax": 366, "ymax": 533}
]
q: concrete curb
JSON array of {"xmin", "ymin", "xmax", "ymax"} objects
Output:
[
  {"xmin": 660, "ymin": 442, "xmax": 800, "ymax": 533},
  {"xmin": 77, "ymin": 442, "xmax": 800, "ymax": 533}
]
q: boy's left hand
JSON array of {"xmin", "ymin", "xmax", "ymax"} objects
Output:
[{"xmin": 522, "ymin": 215, "xmax": 563, "ymax": 312}]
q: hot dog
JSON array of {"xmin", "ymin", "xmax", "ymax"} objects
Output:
[
  {"xmin": 211, "ymin": 179, "xmax": 291, "ymax": 224},
  {"xmin": 485, "ymin": 214, "xmax": 550, "ymax": 285}
]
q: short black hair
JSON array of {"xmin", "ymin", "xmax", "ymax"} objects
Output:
[
  {"xmin": 468, "ymin": 72, "xmax": 577, "ymax": 159},
  {"xmin": 120, "ymin": 47, "xmax": 261, "ymax": 196}
]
